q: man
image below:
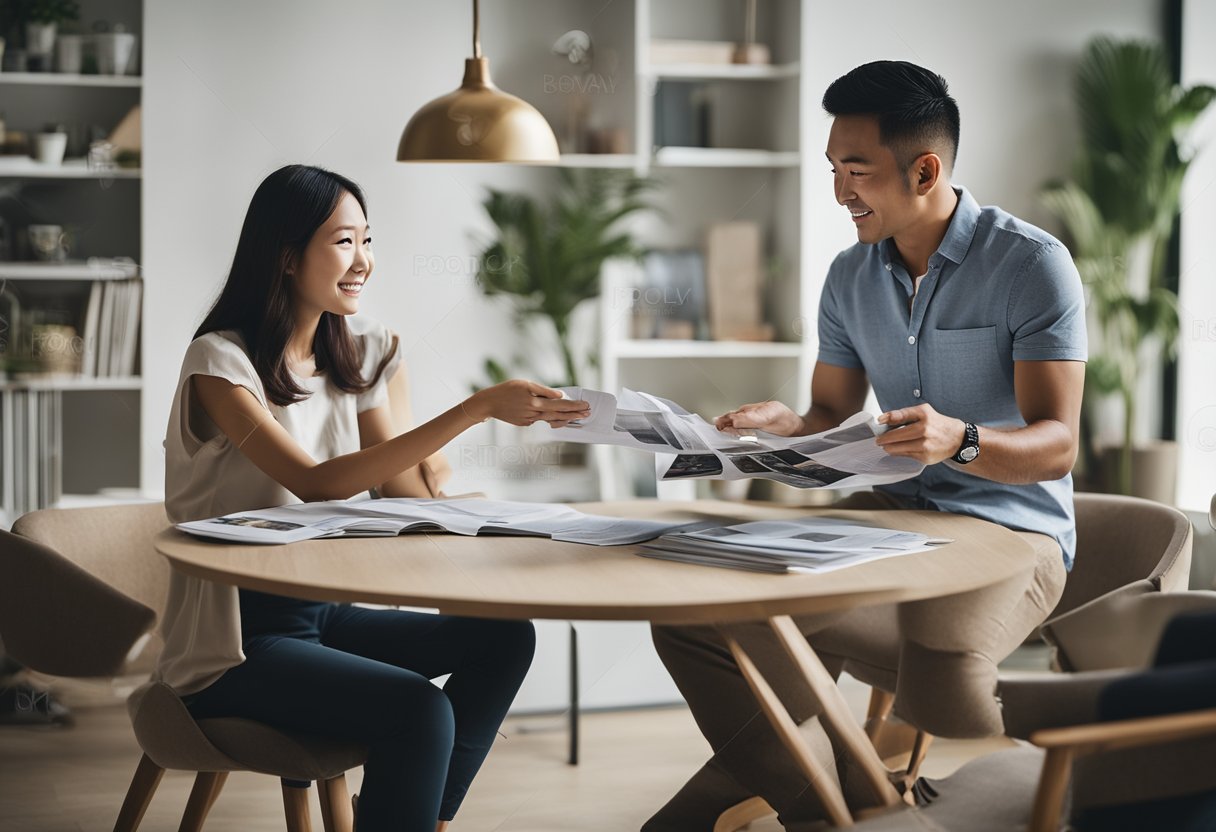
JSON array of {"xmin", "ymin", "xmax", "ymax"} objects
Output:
[{"xmin": 643, "ymin": 61, "xmax": 1086, "ymax": 831}]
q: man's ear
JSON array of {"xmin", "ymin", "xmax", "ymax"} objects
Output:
[{"xmin": 912, "ymin": 152, "xmax": 943, "ymax": 196}]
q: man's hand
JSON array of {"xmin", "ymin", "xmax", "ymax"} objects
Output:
[
  {"xmin": 715, "ymin": 401, "xmax": 807, "ymax": 437},
  {"xmin": 876, "ymin": 404, "xmax": 966, "ymax": 464}
]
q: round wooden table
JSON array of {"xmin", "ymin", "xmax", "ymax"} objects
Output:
[{"xmin": 155, "ymin": 499, "xmax": 1035, "ymax": 827}]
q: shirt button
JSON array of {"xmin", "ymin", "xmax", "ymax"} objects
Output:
[
  {"xmin": 913, "ymin": 388, "xmax": 922, "ymax": 397},
  {"xmin": 884, "ymin": 264, "xmax": 892, "ymax": 271},
  {"xmin": 907, "ymin": 335, "xmax": 916, "ymax": 345}
]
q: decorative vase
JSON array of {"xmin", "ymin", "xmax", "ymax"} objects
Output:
[
  {"xmin": 1094, "ymin": 441, "xmax": 1179, "ymax": 504},
  {"xmin": 25, "ymin": 22, "xmax": 57, "ymax": 58},
  {"xmin": 95, "ymin": 31, "xmax": 136, "ymax": 75}
]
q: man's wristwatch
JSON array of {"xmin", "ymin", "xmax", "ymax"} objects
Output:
[{"xmin": 952, "ymin": 421, "xmax": 980, "ymax": 464}]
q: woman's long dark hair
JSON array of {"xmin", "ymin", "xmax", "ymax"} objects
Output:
[{"xmin": 195, "ymin": 165, "xmax": 396, "ymax": 407}]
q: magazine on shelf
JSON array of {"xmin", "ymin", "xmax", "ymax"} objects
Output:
[{"xmin": 549, "ymin": 387, "xmax": 924, "ymax": 489}]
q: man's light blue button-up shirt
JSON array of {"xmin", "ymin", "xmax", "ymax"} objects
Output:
[{"xmin": 817, "ymin": 187, "xmax": 1087, "ymax": 566}]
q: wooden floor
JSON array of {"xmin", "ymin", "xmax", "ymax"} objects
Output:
[{"xmin": 0, "ymin": 673, "xmax": 1014, "ymax": 832}]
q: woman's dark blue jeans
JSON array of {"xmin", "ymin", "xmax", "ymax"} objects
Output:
[{"xmin": 185, "ymin": 594, "xmax": 536, "ymax": 832}]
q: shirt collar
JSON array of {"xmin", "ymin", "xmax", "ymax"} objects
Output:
[{"xmin": 879, "ymin": 186, "xmax": 980, "ymax": 271}]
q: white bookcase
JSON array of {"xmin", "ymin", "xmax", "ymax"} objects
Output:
[
  {"xmin": 469, "ymin": 0, "xmax": 815, "ymax": 720},
  {"xmin": 0, "ymin": 0, "xmax": 145, "ymax": 525},
  {"xmin": 563, "ymin": 0, "xmax": 815, "ymax": 500}
]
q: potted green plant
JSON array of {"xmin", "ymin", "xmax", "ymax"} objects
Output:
[
  {"xmin": 474, "ymin": 168, "xmax": 656, "ymax": 389},
  {"xmin": 1043, "ymin": 36, "xmax": 1215, "ymax": 498},
  {"xmin": 471, "ymin": 169, "xmax": 656, "ymax": 470},
  {"xmin": 16, "ymin": 0, "xmax": 78, "ymax": 67}
]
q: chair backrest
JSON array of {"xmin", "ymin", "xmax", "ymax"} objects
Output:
[
  {"xmin": 1050, "ymin": 493, "xmax": 1193, "ymax": 619},
  {"xmin": 0, "ymin": 503, "xmax": 170, "ymax": 677}
]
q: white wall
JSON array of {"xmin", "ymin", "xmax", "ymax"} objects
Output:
[{"xmin": 1177, "ymin": 0, "xmax": 1216, "ymax": 514}]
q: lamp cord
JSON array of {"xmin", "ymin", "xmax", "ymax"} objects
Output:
[{"xmin": 472, "ymin": 0, "xmax": 482, "ymax": 59}]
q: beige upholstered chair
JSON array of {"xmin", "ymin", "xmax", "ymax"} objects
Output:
[
  {"xmin": 811, "ymin": 493, "xmax": 1192, "ymax": 734},
  {"xmin": 835, "ymin": 590, "xmax": 1216, "ymax": 831},
  {"xmin": 0, "ymin": 503, "xmax": 366, "ymax": 832}
]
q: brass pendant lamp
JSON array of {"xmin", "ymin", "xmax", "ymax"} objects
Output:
[{"xmin": 396, "ymin": 0, "xmax": 560, "ymax": 163}]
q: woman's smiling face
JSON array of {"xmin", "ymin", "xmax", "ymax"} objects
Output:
[{"xmin": 289, "ymin": 190, "xmax": 373, "ymax": 318}]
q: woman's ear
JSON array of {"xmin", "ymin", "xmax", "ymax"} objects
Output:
[
  {"xmin": 913, "ymin": 153, "xmax": 943, "ymax": 196},
  {"xmin": 280, "ymin": 249, "xmax": 298, "ymax": 277}
]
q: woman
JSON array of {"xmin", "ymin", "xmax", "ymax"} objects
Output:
[{"xmin": 157, "ymin": 164, "xmax": 590, "ymax": 831}]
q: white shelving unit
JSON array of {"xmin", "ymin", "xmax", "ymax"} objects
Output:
[
  {"xmin": 0, "ymin": 1, "xmax": 145, "ymax": 525},
  {"xmin": 587, "ymin": 0, "xmax": 812, "ymax": 500}
]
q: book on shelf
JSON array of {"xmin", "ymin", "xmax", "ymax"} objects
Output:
[
  {"xmin": 83, "ymin": 277, "xmax": 141, "ymax": 378},
  {"xmin": 0, "ymin": 389, "xmax": 62, "ymax": 517}
]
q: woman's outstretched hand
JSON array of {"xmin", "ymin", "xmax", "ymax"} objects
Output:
[{"xmin": 465, "ymin": 380, "xmax": 591, "ymax": 428}]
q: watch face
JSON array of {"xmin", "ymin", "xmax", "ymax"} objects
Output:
[{"xmin": 959, "ymin": 446, "xmax": 979, "ymax": 462}]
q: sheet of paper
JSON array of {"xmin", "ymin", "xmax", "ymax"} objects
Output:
[{"xmin": 550, "ymin": 388, "xmax": 923, "ymax": 490}]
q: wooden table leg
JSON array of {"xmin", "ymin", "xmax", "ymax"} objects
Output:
[
  {"xmin": 769, "ymin": 616, "xmax": 903, "ymax": 810},
  {"xmin": 725, "ymin": 635, "xmax": 854, "ymax": 827}
]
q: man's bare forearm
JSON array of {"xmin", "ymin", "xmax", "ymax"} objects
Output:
[{"xmin": 956, "ymin": 420, "xmax": 1077, "ymax": 484}]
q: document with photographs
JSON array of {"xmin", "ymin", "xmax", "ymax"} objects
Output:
[
  {"xmin": 551, "ymin": 387, "xmax": 924, "ymax": 489},
  {"xmin": 639, "ymin": 517, "xmax": 952, "ymax": 574},
  {"xmin": 176, "ymin": 497, "xmax": 688, "ymax": 546}
]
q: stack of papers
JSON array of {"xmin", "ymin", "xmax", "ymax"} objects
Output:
[
  {"xmin": 550, "ymin": 388, "xmax": 923, "ymax": 489},
  {"xmin": 639, "ymin": 518, "xmax": 950, "ymax": 574},
  {"xmin": 176, "ymin": 497, "xmax": 689, "ymax": 546}
]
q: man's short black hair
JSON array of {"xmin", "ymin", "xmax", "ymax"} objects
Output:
[{"xmin": 822, "ymin": 61, "xmax": 960, "ymax": 173}]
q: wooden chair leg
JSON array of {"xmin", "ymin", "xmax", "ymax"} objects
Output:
[
  {"xmin": 281, "ymin": 780, "xmax": 314, "ymax": 832},
  {"xmin": 906, "ymin": 731, "xmax": 934, "ymax": 781},
  {"xmin": 318, "ymin": 774, "xmax": 354, "ymax": 832},
  {"xmin": 178, "ymin": 771, "xmax": 228, "ymax": 832},
  {"xmin": 864, "ymin": 688, "xmax": 895, "ymax": 744},
  {"xmin": 1029, "ymin": 747, "xmax": 1074, "ymax": 832},
  {"xmin": 713, "ymin": 796, "xmax": 775, "ymax": 832},
  {"xmin": 114, "ymin": 753, "xmax": 165, "ymax": 832}
]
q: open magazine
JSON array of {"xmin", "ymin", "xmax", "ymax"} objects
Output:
[
  {"xmin": 176, "ymin": 497, "xmax": 690, "ymax": 546},
  {"xmin": 550, "ymin": 387, "xmax": 924, "ymax": 490}
]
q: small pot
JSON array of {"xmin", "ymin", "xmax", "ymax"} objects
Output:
[
  {"xmin": 95, "ymin": 32, "xmax": 137, "ymax": 75},
  {"xmin": 1093, "ymin": 441, "xmax": 1179, "ymax": 504},
  {"xmin": 25, "ymin": 22, "xmax": 57, "ymax": 58},
  {"xmin": 56, "ymin": 34, "xmax": 83, "ymax": 74}
]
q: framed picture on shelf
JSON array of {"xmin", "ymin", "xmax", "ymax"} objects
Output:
[{"xmin": 633, "ymin": 249, "xmax": 708, "ymax": 340}]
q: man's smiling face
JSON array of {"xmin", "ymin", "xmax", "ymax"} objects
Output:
[{"xmin": 826, "ymin": 114, "xmax": 921, "ymax": 246}]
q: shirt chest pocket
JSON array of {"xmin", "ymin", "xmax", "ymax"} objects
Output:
[{"xmin": 919, "ymin": 326, "xmax": 1009, "ymax": 418}]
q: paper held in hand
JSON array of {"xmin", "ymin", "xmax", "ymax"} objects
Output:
[{"xmin": 550, "ymin": 387, "xmax": 924, "ymax": 489}]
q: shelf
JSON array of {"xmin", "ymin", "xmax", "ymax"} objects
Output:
[
  {"xmin": 0, "ymin": 158, "xmax": 141, "ymax": 179},
  {"xmin": 613, "ymin": 340, "xmax": 803, "ymax": 359},
  {"xmin": 54, "ymin": 490, "xmax": 161, "ymax": 508},
  {"xmin": 647, "ymin": 62, "xmax": 801, "ymax": 81},
  {"xmin": 652, "ymin": 147, "xmax": 800, "ymax": 168},
  {"xmin": 0, "ymin": 71, "xmax": 142, "ymax": 88},
  {"xmin": 0, "ymin": 376, "xmax": 141, "ymax": 392},
  {"xmin": 0, "ymin": 260, "xmax": 140, "ymax": 281},
  {"xmin": 557, "ymin": 154, "xmax": 639, "ymax": 168}
]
